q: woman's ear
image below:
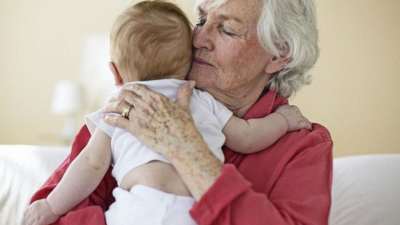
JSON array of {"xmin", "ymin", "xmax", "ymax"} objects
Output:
[
  {"xmin": 264, "ymin": 55, "xmax": 290, "ymax": 74},
  {"xmin": 109, "ymin": 61, "xmax": 124, "ymax": 86}
]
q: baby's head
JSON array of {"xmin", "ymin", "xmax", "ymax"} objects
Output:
[{"xmin": 110, "ymin": 0, "xmax": 193, "ymax": 83}]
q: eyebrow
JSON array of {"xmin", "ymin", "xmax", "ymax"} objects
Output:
[
  {"xmin": 197, "ymin": 5, "xmax": 243, "ymax": 23},
  {"xmin": 218, "ymin": 14, "xmax": 243, "ymax": 23},
  {"xmin": 197, "ymin": 6, "xmax": 206, "ymax": 17}
]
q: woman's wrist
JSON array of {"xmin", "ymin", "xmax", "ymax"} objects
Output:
[{"xmin": 165, "ymin": 129, "xmax": 223, "ymax": 200}]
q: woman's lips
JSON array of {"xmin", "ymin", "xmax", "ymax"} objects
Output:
[{"xmin": 193, "ymin": 57, "xmax": 213, "ymax": 67}]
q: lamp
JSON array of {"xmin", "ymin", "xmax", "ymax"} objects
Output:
[{"xmin": 51, "ymin": 80, "xmax": 82, "ymax": 145}]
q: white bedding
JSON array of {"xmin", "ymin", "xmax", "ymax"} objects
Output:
[
  {"xmin": 0, "ymin": 145, "xmax": 70, "ymax": 225},
  {"xmin": 329, "ymin": 154, "xmax": 400, "ymax": 225},
  {"xmin": 2, "ymin": 145, "xmax": 399, "ymax": 225}
]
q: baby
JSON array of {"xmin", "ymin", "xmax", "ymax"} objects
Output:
[{"xmin": 24, "ymin": 1, "xmax": 310, "ymax": 225}]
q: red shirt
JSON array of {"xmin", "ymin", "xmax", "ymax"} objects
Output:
[
  {"xmin": 191, "ymin": 91, "xmax": 333, "ymax": 224},
  {"xmin": 30, "ymin": 91, "xmax": 333, "ymax": 225}
]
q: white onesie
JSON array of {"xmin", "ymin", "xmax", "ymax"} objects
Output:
[{"xmin": 85, "ymin": 79, "xmax": 232, "ymax": 225}]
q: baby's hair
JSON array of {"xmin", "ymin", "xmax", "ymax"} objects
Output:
[{"xmin": 110, "ymin": 0, "xmax": 193, "ymax": 81}]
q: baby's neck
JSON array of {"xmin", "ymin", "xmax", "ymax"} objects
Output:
[
  {"xmin": 162, "ymin": 74, "xmax": 186, "ymax": 80},
  {"xmin": 123, "ymin": 74, "xmax": 186, "ymax": 83}
]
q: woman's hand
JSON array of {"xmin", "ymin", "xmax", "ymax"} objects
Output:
[
  {"xmin": 102, "ymin": 81, "xmax": 198, "ymax": 155},
  {"xmin": 102, "ymin": 81, "xmax": 223, "ymax": 200}
]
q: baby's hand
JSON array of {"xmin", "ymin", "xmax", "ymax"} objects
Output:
[
  {"xmin": 24, "ymin": 199, "xmax": 59, "ymax": 225},
  {"xmin": 275, "ymin": 105, "xmax": 312, "ymax": 132}
]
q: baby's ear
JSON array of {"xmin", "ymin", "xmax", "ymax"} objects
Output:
[{"xmin": 109, "ymin": 61, "xmax": 123, "ymax": 86}]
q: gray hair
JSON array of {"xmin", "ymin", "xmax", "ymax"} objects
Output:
[{"xmin": 195, "ymin": 0, "xmax": 319, "ymax": 98}]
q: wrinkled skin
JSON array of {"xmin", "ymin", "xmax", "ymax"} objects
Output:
[{"xmin": 103, "ymin": 81, "xmax": 222, "ymax": 199}]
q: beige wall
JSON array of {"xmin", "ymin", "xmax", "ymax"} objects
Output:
[
  {"xmin": 291, "ymin": 0, "xmax": 400, "ymax": 157},
  {"xmin": 0, "ymin": 0, "xmax": 399, "ymax": 157}
]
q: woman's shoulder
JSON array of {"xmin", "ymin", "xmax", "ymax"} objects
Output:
[
  {"xmin": 276, "ymin": 122, "xmax": 333, "ymax": 156},
  {"xmin": 309, "ymin": 123, "xmax": 332, "ymax": 143}
]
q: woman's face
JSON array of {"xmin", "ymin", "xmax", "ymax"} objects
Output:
[{"xmin": 187, "ymin": 0, "xmax": 273, "ymax": 114}]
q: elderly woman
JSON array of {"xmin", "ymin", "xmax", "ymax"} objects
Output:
[{"xmin": 30, "ymin": 0, "xmax": 332, "ymax": 224}]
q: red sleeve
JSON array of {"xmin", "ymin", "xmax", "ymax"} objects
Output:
[
  {"xmin": 190, "ymin": 140, "xmax": 333, "ymax": 225},
  {"xmin": 29, "ymin": 125, "xmax": 117, "ymax": 225}
]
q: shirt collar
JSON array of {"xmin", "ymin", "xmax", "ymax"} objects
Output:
[{"xmin": 243, "ymin": 90, "xmax": 288, "ymax": 120}]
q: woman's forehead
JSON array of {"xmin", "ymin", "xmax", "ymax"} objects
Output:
[
  {"xmin": 196, "ymin": 0, "xmax": 261, "ymax": 25},
  {"xmin": 195, "ymin": 0, "xmax": 228, "ymax": 12},
  {"xmin": 196, "ymin": 0, "xmax": 261, "ymax": 15}
]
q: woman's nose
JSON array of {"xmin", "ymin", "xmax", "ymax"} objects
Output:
[{"xmin": 193, "ymin": 25, "xmax": 214, "ymax": 51}]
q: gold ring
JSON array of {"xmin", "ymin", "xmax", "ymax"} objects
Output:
[{"xmin": 121, "ymin": 105, "xmax": 133, "ymax": 119}]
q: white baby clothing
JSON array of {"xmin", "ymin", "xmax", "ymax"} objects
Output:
[
  {"xmin": 85, "ymin": 79, "xmax": 232, "ymax": 225},
  {"xmin": 86, "ymin": 79, "xmax": 232, "ymax": 186},
  {"xmin": 105, "ymin": 185, "xmax": 197, "ymax": 225}
]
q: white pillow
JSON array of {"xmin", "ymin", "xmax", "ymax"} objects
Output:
[{"xmin": 329, "ymin": 154, "xmax": 400, "ymax": 225}]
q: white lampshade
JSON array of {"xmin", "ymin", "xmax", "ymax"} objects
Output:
[{"xmin": 51, "ymin": 80, "xmax": 82, "ymax": 115}]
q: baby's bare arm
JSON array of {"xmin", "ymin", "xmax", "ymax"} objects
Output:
[
  {"xmin": 46, "ymin": 128, "xmax": 112, "ymax": 216},
  {"xmin": 223, "ymin": 105, "xmax": 311, "ymax": 154},
  {"xmin": 223, "ymin": 113, "xmax": 287, "ymax": 154}
]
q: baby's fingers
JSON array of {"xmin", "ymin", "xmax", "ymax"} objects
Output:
[{"xmin": 298, "ymin": 118, "xmax": 312, "ymax": 131}]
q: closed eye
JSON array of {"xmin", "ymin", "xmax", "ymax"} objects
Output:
[
  {"xmin": 222, "ymin": 29, "xmax": 235, "ymax": 36},
  {"xmin": 196, "ymin": 16, "xmax": 206, "ymax": 27}
]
